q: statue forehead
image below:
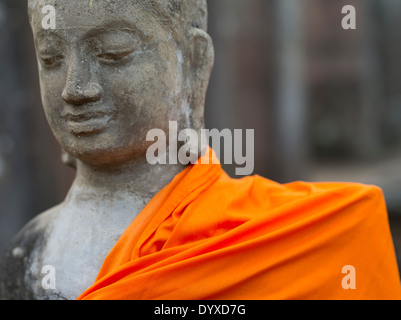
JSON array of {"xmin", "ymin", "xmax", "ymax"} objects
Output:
[
  {"xmin": 28, "ymin": 0, "xmax": 164, "ymax": 12},
  {"xmin": 29, "ymin": 0, "xmax": 208, "ymax": 41},
  {"xmin": 29, "ymin": 0, "xmax": 171, "ymax": 39},
  {"xmin": 29, "ymin": 0, "xmax": 170, "ymax": 26}
]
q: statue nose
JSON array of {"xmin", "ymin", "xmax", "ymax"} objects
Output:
[
  {"xmin": 62, "ymin": 82, "xmax": 102, "ymax": 105},
  {"xmin": 62, "ymin": 54, "xmax": 102, "ymax": 105}
]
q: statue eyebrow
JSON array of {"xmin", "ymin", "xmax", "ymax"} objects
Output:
[
  {"xmin": 34, "ymin": 29, "xmax": 65, "ymax": 46},
  {"xmin": 34, "ymin": 20, "xmax": 153, "ymax": 51},
  {"xmin": 76, "ymin": 20, "xmax": 149, "ymax": 42}
]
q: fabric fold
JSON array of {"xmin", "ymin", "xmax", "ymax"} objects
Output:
[{"xmin": 77, "ymin": 148, "xmax": 401, "ymax": 300}]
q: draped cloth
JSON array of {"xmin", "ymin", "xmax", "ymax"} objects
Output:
[{"xmin": 78, "ymin": 148, "xmax": 401, "ymax": 300}]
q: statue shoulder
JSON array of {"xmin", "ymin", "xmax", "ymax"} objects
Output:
[{"xmin": 0, "ymin": 205, "xmax": 61, "ymax": 300}]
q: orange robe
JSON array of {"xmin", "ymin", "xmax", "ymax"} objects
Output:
[{"xmin": 78, "ymin": 148, "xmax": 401, "ymax": 300}]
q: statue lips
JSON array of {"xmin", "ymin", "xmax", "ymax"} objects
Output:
[{"xmin": 62, "ymin": 110, "xmax": 113, "ymax": 135}]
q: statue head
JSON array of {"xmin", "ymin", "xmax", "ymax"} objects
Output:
[{"xmin": 28, "ymin": 0, "xmax": 214, "ymax": 168}]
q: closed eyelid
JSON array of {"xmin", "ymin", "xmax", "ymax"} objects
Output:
[
  {"xmin": 98, "ymin": 47, "xmax": 136, "ymax": 55},
  {"xmin": 96, "ymin": 49, "xmax": 135, "ymax": 64},
  {"xmin": 98, "ymin": 48, "xmax": 135, "ymax": 55}
]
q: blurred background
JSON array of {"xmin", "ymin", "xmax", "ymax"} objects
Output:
[{"xmin": 1, "ymin": 0, "xmax": 401, "ymax": 272}]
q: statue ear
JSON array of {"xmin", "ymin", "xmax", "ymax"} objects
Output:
[
  {"xmin": 187, "ymin": 28, "xmax": 214, "ymax": 131},
  {"xmin": 189, "ymin": 28, "xmax": 214, "ymax": 74}
]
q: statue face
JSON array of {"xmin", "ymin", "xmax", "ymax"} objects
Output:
[{"xmin": 29, "ymin": 0, "xmax": 190, "ymax": 166}]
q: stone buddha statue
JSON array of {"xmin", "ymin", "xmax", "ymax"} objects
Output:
[
  {"xmin": 2, "ymin": 0, "xmax": 401, "ymax": 301},
  {"xmin": 0, "ymin": 0, "xmax": 214, "ymax": 300}
]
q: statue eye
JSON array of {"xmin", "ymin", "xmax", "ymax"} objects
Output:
[
  {"xmin": 40, "ymin": 55, "xmax": 63, "ymax": 69},
  {"xmin": 97, "ymin": 50, "xmax": 134, "ymax": 63}
]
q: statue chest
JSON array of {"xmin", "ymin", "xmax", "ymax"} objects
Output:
[{"xmin": 28, "ymin": 204, "xmax": 138, "ymax": 300}]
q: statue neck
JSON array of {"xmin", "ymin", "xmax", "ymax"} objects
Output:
[{"xmin": 64, "ymin": 157, "xmax": 187, "ymax": 220}]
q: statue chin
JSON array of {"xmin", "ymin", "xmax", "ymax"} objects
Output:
[{"xmin": 63, "ymin": 143, "xmax": 149, "ymax": 168}]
